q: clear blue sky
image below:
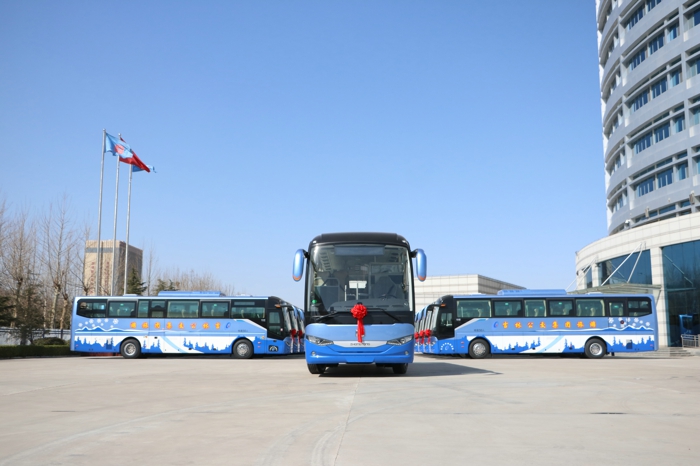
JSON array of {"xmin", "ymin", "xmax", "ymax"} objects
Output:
[{"xmin": 0, "ymin": 1, "xmax": 604, "ymax": 306}]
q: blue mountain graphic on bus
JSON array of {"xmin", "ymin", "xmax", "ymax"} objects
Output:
[{"xmin": 182, "ymin": 338, "xmax": 233, "ymax": 354}]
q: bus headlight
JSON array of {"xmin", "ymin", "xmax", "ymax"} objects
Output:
[
  {"xmin": 307, "ymin": 335, "xmax": 333, "ymax": 346},
  {"xmin": 387, "ymin": 335, "xmax": 413, "ymax": 346}
]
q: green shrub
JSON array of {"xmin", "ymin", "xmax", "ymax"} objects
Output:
[
  {"xmin": 33, "ymin": 337, "xmax": 68, "ymax": 346},
  {"xmin": 0, "ymin": 345, "xmax": 73, "ymax": 358}
]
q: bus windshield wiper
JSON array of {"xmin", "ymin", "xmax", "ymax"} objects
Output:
[{"xmin": 313, "ymin": 311, "xmax": 344, "ymax": 322}]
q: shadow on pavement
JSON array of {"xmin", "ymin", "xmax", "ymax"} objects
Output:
[{"xmin": 319, "ymin": 361, "xmax": 498, "ymax": 378}]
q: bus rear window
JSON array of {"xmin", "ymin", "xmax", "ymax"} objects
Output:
[{"xmin": 76, "ymin": 300, "xmax": 107, "ymax": 318}]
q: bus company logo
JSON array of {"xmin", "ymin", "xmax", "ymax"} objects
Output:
[
  {"xmin": 349, "ymin": 342, "xmax": 371, "ymax": 347},
  {"xmin": 268, "ymin": 346, "xmax": 279, "ymax": 352}
]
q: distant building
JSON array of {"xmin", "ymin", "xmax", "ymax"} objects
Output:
[
  {"xmin": 415, "ymin": 274, "xmax": 524, "ymax": 311},
  {"xmin": 83, "ymin": 240, "xmax": 143, "ymax": 296}
]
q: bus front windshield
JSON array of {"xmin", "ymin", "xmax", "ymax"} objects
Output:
[{"xmin": 306, "ymin": 243, "xmax": 413, "ymax": 320}]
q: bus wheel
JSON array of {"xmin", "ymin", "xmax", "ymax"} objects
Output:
[
  {"xmin": 585, "ymin": 338, "xmax": 606, "ymax": 359},
  {"xmin": 120, "ymin": 339, "xmax": 141, "ymax": 359},
  {"xmin": 468, "ymin": 339, "xmax": 490, "ymax": 359},
  {"xmin": 392, "ymin": 363, "xmax": 408, "ymax": 375},
  {"xmin": 232, "ymin": 340, "xmax": 253, "ymax": 359},
  {"xmin": 307, "ymin": 364, "xmax": 326, "ymax": 374}
]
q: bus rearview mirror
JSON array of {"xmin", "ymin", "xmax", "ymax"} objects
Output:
[
  {"xmin": 414, "ymin": 249, "xmax": 427, "ymax": 282},
  {"xmin": 293, "ymin": 249, "xmax": 306, "ymax": 281}
]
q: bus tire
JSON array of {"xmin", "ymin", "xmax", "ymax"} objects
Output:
[
  {"xmin": 468, "ymin": 339, "xmax": 490, "ymax": 359},
  {"xmin": 232, "ymin": 339, "xmax": 254, "ymax": 359},
  {"xmin": 120, "ymin": 339, "xmax": 141, "ymax": 359},
  {"xmin": 307, "ymin": 364, "xmax": 326, "ymax": 374},
  {"xmin": 584, "ymin": 338, "xmax": 606, "ymax": 359},
  {"xmin": 392, "ymin": 363, "xmax": 408, "ymax": 375}
]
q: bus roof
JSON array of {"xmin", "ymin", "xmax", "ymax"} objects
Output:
[
  {"xmin": 497, "ymin": 289, "xmax": 567, "ymax": 296},
  {"xmin": 157, "ymin": 291, "xmax": 225, "ymax": 297},
  {"xmin": 309, "ymin": 232, "xmax": 410, "ymax": 249}
]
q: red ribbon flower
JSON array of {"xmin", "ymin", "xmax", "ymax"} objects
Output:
[
  {"xmin": 290, "ymin": 329, "xmax": 297, "ymax": 338},
  {"xmin": 419, "ymin": 330, "xmax": 425, "ymax": 344},
  {"xmin": 351, "ymin": 303, "xmax": 367, "ymax": 342},
  {"xmin": 424, "ymin": 329, "xmax": 432, "ymax": 344}
]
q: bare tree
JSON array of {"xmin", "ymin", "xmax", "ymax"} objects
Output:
[
  {"xmin": 155, "ymin": 267, "xmax": 234, "ymax": 295},
  {"xmin": 1, "ymin": 208, "xmax": 43, "ymax": 343},
  {"xmin": 71, "ymin": 221, "xmax": 93, "ymax": 297},
  {"xmin": 143, "ymin": 241, "xmax": 158, "ymax": 296},
  {"xmin": 39, "ymin": 196, "xmax": 76, "ymax": 329}
]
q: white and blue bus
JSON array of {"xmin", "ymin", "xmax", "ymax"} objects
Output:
[
  {"xmin": 416, "ymin": 289, "xmax": 658, "ymax": 359},
  {"xmin": 293, "ymin": 232, "xmax": 427, "ymax": 375},
  {"xmin": 71, "ymin": 291, "xmax": 303, "ymax": 359}
]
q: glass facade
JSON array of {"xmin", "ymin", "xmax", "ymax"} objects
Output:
[
  {"xmin": 599, "ymin": 250, "xmax": 652, "ymax": 285},
  {"xmin": 662, "ymin": 240, "xmax": 700, "ymax": 346}
]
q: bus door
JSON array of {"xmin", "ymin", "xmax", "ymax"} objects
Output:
[
  {"xmin": 285, "ymin": 307, "xmax": 300, "ymax": 352},
  {"xmin": 266, "ymin": 307, "xmax": 287, "ymax": 354},
  {"xmin": 148, "ymin": 300, "xmax": 166, "ymax": 353},
  {"xmin": 165, "ymin": 300, "xmax": 200, "ymax": 353},
  {"xmin": 435, "ymin": 303, "xmax": 455, "ymax": 342}
]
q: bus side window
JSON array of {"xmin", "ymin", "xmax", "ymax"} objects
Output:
[
  {"xmin": 608, "ymin": 301, "xmax": 625, "ymax": 317},
  {"xmin": 108, "ymin": 301, "xmax": 136, "ymax": 318},
  {"xmin": 150, "ymin": 300, "xmax": 166, "ymax": 318},
  {"xmin": 576, "ymin": 299, "xmax": 604, "ymax": 317},
  {"xmin": 525, "ymin": 300, "xmax": 545, "ymax": 317},
  {"xmin": 202, "ymin": 302, "xmax": 229, "ymax": 318},
  {"xmin": 628, "ymin": 299, "xmax": 652, "ymax": 317},
  {"xmin": 76, "ymin": 300, "xmax": 107, "ymax": 318},
  {"xmin": 548, "ymin": 300, "xmax": 573, "ymax": 317},
  {"xmin": 494, "ymin": 301, "xmax": 522, "ymax": 317},
  {"xmin": 138, "ymin": 301, "xmax": 150, "ymax": 318},
  {"xmin": 440, "ymin": 312, "xmax": 453, "ymax": 328}
]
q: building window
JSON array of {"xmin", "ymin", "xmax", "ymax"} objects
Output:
[
  {"xmin": 693, "ymin": 108, "xmax": 700, "ymax": 125},
  {"xmin": 627, "ymin": 5, "xmax": 644, "ymax": 30},
  {"xmin": 670, "ymin": 69, "xmax": 681, "ymax": 87},
  {"xmin": 662, "ymin": 240, "xmax": 700, "ymax": 346},
  {"xmin": 689, "ymin": 58, "xmax": 700, "ymax": 78},
  {"xmin": 651, "ymin": 79, "xmax": 667, "ymax": 98},
  {"xmin": 599, "ymin": 250, "xmax": 652, "ymax": 285},
  {"xmin": 636, "ymin": 176, "xmax": 655, "ymax": 196},
  {"xmin": 646, "ymin": 0, "xmax": 662, "ymax": 12},
  {"xmin": 678, "ymin": 162, "xmax": 688, "ymax": 180},
  {"xmin": 690, "ymin": 9, "xmax": 700, "ymax": 29},
  {"xmin": 674, "ymin": 116, "xmax": 685, "ymax": 133},
  {"xmin": 668, "ymin": 23, "xmax": 679, "ymax": 41},
  {"xmin": 648, "ymin": 34, "xmax": 664, "ymax": 55},
  {"xmin": 629, "ymin": 49, "xmax": 646, "ymax": 70},
  {"xmin": 654, "ymin": 123, "xmax": 670, "ymax": 143},
  {"xmin": 659, "ymin": 205, "xmax": 675, "ymax": 215},
  {"xmin": 612, "ymin": 191, "xmax": 628, "ymax": 213},
  {"xmin": 634, "ymin": 132, "xmax": 653, "ymax": 153},
  {"xmin": 631, "ymin": 91, "xmax": 649, "ymax": 111},
  {"xmin": 657, "ymin": 168, "xmax": 673, "ymax": 188}
]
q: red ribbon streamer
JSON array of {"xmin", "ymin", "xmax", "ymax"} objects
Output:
[{"xmin": 351, "ymin": 303, "xmax": 367, "ymax": 342}]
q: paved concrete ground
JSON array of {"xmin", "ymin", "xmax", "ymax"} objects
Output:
[{"xmin": 1, "ymin": 354, "xmax": 698, "ymax": 466}]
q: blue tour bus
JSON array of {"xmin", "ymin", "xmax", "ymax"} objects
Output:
[
  {"xmin": 71, "ymin": 291, "xmax": 303, "ymax": 358},
  {"xmin": 293, "ymin": 232, "xmax": 427, "ymax": 374},
  {"xmin": 416, "ymin": 289, "xmax": 658, "ymax": 359}
]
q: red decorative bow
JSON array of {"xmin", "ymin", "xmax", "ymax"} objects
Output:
[
  {"xmin": 290, "ymin": 329, "xmax": 297, "ymax": 338},
  {"xmin": 419, "ymin": 330, "xmax": 425, "ymax": 344},
  {"xmin": 351, "ymin": 303, "xmax": 367, "ymax": 342},
  {"xmin": 424, "ymin": 329, "xmax": 432, "ymax": 344}
]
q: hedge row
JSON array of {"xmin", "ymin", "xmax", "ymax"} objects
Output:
[{"xmin": 0, "ymin": 345, "xmax": 73, "ymax": 359}]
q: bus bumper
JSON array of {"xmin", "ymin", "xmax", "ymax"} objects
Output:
[{"xmin": 305, "ymin": 341, "xmax": 414, "ymax": 365}]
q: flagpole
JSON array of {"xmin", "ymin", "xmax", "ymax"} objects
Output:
[
  {"xmin": 95, "ymin": 129, "xmax": 106, "ymax": 295},
  {"xmin": 110, "ymin": 136, "xmax": 121, "ymax": 296},
  {"xmin": 124, "ymin": 164, "xmax": 133, "ymax": 294}
]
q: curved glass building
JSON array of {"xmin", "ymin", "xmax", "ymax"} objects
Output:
[
  {"xmin": 575, "ymin": 0, "xmax": 700, "ymax": 347},
  {"xmin": 598, "ymin": 0, "xmax": 700, "ymax": 233}
]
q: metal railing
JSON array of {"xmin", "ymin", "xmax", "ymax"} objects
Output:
[{"xmin": 681, "ymin": 334, "xmax": 699, "ymax": 348}]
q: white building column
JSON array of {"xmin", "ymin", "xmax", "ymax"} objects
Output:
[{"xmin": 649, "ymin": 247, "xmax": 667, "ymax": 348}]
